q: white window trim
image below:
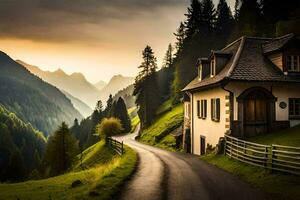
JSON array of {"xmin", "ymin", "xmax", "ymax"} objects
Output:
[
  {"xmin": 198, "ymin": 65, "xmax": 202, "ymax": 81},
  {"xmin": 210, "ymin": 58, "xmax": 216, "ymax": 77},
  {"xmin": 287, "ymin": 55, "xmax": 300, "ymax": 72}
]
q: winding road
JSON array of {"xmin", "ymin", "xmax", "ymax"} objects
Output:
[{"xmin": 115, "ymin": 125, "xmax": 270, "ymax": 200}]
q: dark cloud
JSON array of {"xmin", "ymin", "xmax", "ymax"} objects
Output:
[{"xmin": 0, "ymin": 0, "xmax": 187, "ymax": 42}]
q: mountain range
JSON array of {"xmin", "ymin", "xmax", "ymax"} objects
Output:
[
  {"xmin": 0, "ymin": 52, "xmax": 83, "ymax": 135},
  {"xmin": 17, "ymin": 60, "xmax": 100, "ymax": 109},
  {"xmin": 18, "ymin": 60, "xmax": 135, "ymax": 110}
]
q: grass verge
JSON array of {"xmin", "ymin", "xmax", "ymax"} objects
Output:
[
  {"xmin": 139, "ymin": 103, "xmax": 183, "ymax": 151},
  {"xmin": 0, "ymin": 141, "xmax": 137, "ymax": 200},
  {"xmin": 201, "ymin": 154, "xmax": 300, "ymax": 200}
]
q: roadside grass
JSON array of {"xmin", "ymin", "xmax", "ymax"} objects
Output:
[
  {"xmin": 131, "ymin": 115, "xmax": 140, "ymax": 133},
  {"xmin": 247, "ymin": 125, "xmax": 300, "ymax": 146},
  {"xmin": 139, "ymin": 103, "xmax": 183, "ymax": 151},
  {"xmin": 128, "ymin": 106, "xmax": 138, "ymax": 119},
  {"xmin": 0, "ymin": 141, "xmax": 137, "ymax": 200},
  {"xmin": 201, "ymin": 125, "xmax": 300, "ymax": 200},
  {"xmin": 201, "ymin": 154, "xmax": 300, "ymax": 200}
]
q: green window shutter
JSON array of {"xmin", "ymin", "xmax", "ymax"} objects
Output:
[
  {"xmin": 211, "ymin": 99, "xmax": 214, "ymax": 120},
  {"xmin": 216, "ymin": 98, "xmax": 220, "ymax": 121},
  {"xmin": 197, "ymin": 100, "xmax": 200, "ymax": 118},
  {"xmin": 204, "ymin": 100, "xmax": 207, "ymax": 118}
]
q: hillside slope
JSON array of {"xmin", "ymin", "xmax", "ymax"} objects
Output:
[
  {"xmin": 0, "ymin": 52, "xmax": 83, "ymax": 135},
  {"xmin": 0, "ymin": 104, "xmax": 46, "ymax": 181},
  {"xmin": 0, "ymin": 140, "xmax": 137, "ymax": 200},
  {"xmin": 17, "ymin": 60, "xmax": 101, "ymax": 108},
  {"xmin": 62, "ymin": 90, "xmax": 93, "ymax": 117}
]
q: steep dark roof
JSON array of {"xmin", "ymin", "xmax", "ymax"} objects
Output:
[
  {"xmin": 262, "ymin": 33, "xmax": 294, "ymax": 54},
  {"xmin": 183, "ymin": 34, "xmax": 300, "ymax": 92}
]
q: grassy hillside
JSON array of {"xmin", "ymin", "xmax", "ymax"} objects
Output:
[
  {"xmin": 202, "ymin": 125, "xmax": 300, "ymax": 199},
  {"xmin": 0, "ymin": 141, "xmax": 137, "ymax": 200},
  {"xmin": 139, "ymin": 103, "xmax": 183, "ymax": 151}
]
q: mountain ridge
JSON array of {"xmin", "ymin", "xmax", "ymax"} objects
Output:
[{"xmin": 0, "ymin": 52, "xmax": 83, "ymax": 135}]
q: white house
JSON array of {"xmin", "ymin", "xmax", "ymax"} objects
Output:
[{"xmin": 182, "ymin": 33, "xmax": 300, "ymax": 155}]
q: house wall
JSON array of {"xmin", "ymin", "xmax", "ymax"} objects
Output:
[
  {"xmin": 225, "ymin": 82, "xmax": 300, "ymax": 127},
  {"xmin": 268, "ymin": 53, "xmax": 283, "ymax": 71},
  {"xmin": 191, "ymin": 88, "xmax": 229, "ymax": 155}
]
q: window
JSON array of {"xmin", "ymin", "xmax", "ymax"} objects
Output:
[
  {"xmin": 198, "ymin": 65, "xmax": 202, "ymax": 80},
  {"xmin": 201, "ymin": 100, "xmax": 207, "ymax": 119},
  {"xmin": 287, "ymin": 55, "xmax": 300, "ymax": 72},
  {"xmin": 197, "ymin": 100, "xmax": 207, "ymax": 119},
  {"xmin": 211, "ymin": 98, "xmax": 220, "ymax": 121},
  {"xmin": 210, "ymin": 59, "xmax": 215, "ymax": 77},
  {"xmin": 197, "ymin": 100, "xmax": 200, "ymax": 118},
  {"xmin": 289, "ymin": 98, "xmax": 300, "ymax": 119}
]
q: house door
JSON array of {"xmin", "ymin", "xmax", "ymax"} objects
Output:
[
  {"xmin": 237, "ymin": 87, "xmax": 276, "ymax": 137},
  {"xmin": 200, "ymin": 136, "xmax": 205, "ymax": 155},
  {"xmin": 244, "ymin": 97, "xmax": 268, "ymax": 135}
]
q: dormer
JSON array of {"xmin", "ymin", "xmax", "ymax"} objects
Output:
[
  {"xmin": 209, "ymin": 51, "xmax": 232, "ymax": 77},
  {"xmin": 263, "ymin": 33, "xmax": 300, "ymax": 75},
  {"xmin": 197, "ymin": 58, "xmax": 210, "ymax": 81}
]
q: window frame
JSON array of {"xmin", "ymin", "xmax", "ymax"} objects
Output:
[
  {"xmin": 287, "ymin": 55, "xmax": 300, "ymax": 72},
  {"xmin": 289, "ymin": 98, "xmax": 300, "ymax": 119},
  {"xmin": 210, "ymin": 59, "xmax": 216, "ymax": 77},
  {"xmin": 211, "ymin": 98, "xmax": 220, "ymax": 122}
]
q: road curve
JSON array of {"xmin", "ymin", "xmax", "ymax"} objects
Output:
[{"xmin": 115, "ymin": 125, "xmax": 269, "ymax": 200}]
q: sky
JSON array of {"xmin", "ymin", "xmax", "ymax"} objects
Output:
[{"xmin": 0, "ymin": 0, "xmax": 234, "ymax": 83}]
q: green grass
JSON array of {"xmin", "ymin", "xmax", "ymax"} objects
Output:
[
  {"xmin": 247, "ymin": 125, "xmax": 300, "ymax": 146},
  {"xmin": 201, "ymin": 154, "xmax": 300, "ymax": 200},
  {"xmin": 139, "ymin": 103, "xmax": 183, "ymax": 151},
  {"xmin": 156, "ymin": 99, "xmax": 173, "ymax": 116},
  {"xmin": 0, "ymin": 141, "xmax": 137, "ymax": 200},
  {"xmin": 131, "ymin": 115, "xmax": 140, "ymax": 133},
  {"xmin": 201, "ymin": 125, "xmax": 300, "ymax": 199},
  {"xmin": 128, "ymin": 106, "xmax": 138, "ymax": 119}
]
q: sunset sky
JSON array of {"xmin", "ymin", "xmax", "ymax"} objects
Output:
[{"xmin": 0, "ymin": 0, "xmax": 234, "ymax": 83}]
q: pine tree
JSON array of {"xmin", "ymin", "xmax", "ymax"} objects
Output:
[
  {"xmin": 174, "ymin": 22, "xmax": 186, "ymax": 56},
  {"xmin": 7, "ymin": 149, "xmax": 26, "ymax": 181},
  {"xmin": 234, "ymin": 0, "xmax": 241, "ymax": 20},
  {"xmin": 105, "ymin": 94, "xmax": 113, "ymax": 116},
  {"xmin": 237, "ymin": 0, "xmax": 262, "ymax": 36},
  {"xmin": 202, "ymin": 0, "xmax": 216, "ymax": 33},
  {"xmin": 133, "ymin": 45, "xmax": 160, "ymax": 127},
  {"xmin": 216, "ymin": 0, "xmax": 233, "ymax": 33},
  {"xmin": 71, "ymin": 118, "xmax": 80, "ymax": 139},
  {"xmin": 44, "ymin": 122, "xmax": 78, "ymax": 176},
  {"xmin": 162, "ymin": 43, "xmax": 174, "ymax": 68},
  {"xmin": 184, "ymin": 0, "xmax": 202, "ymax": 38},
  {"xmin": 115, "ymin": 97, "xmax": 131, "ymax": 133}
]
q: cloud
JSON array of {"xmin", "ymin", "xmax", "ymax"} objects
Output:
[{"xmin": 0, "ymin": 0, "xmax": 187, "ymax": 42}]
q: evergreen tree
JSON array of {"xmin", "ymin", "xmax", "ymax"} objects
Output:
[
  {"xmin": 105, "ymin": 95, "xmax": 113, "ymax": 116},
  {"xmin": 184, "ymin": 0, "xmax": 202, "ymax": 38},
  {"xmin": 216, "ymin": 0, "xmax": 233, "ymax": 33},
  {"xmin": 234, "ymin": 0, "xmax": 241, "ymax": 20},
  {"xmin": 202, "ymin": 0, "xmax": 216, "ymax": 33},
  {"xmin": 7, "ymin": 149, "xmax": 26, "ymax": 181},
  {"xmin": 174, "ymin": 22, "xmax": 186, "ymax": 55},
  {"xmin": 71, "ymin": 118, "xmax": 80, "ymax": 139},
  {"xmin": 44, "ymin": 122, "xmax": 78, "ymax": 176},
  {"xmin": 236, "ymin": 0, "xmax": 262, "ymax": 36},
  {"xmin": 133, "ymin": 46, "xmax": 160, "ymax": 127},
  {"xmin": 114, "ymin": 97, "xmax": 132, "ymax": 133},
  {"xmin": 162, "ymin": 43, "xmax": 174, "ymax": 68}
]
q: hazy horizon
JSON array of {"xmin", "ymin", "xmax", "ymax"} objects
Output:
[{"xmin": 0, "ymin": 0, "xmax": 234, "ymax": 83}]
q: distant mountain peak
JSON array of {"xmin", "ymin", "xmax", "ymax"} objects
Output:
[{"xmin": 54, "ymin": 68, "xmax": 66, "ymax": 75}]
